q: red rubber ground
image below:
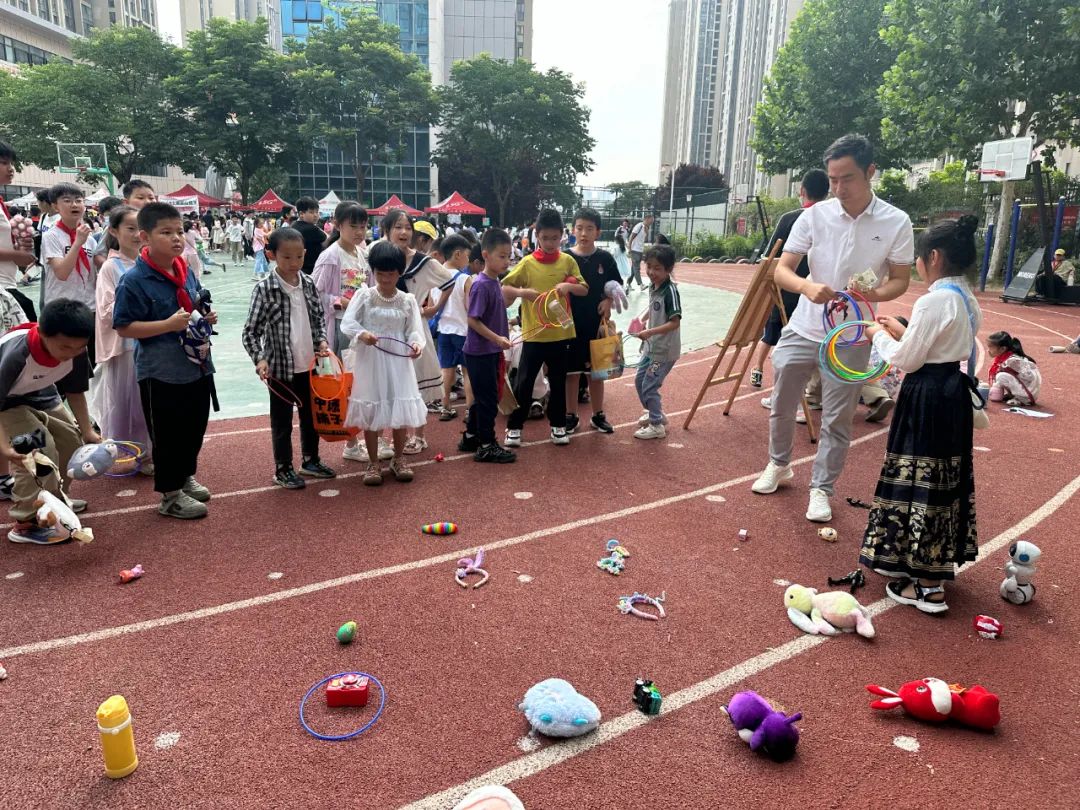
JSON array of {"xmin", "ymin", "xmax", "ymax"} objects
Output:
[{"xmin": 1, "ymin": 265, "xmax": 1078, "ymax": 809}]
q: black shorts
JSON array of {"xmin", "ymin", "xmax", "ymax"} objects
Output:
[
  {"xmin": 568, "ymin": 332, "xmax": 592, "ymax": 374},
  {"xmin": 55, "ymin": 331, "xmax": 95, "ymax": 396}
]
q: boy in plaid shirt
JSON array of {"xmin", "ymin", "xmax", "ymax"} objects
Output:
[{"xmin": 242, "ymin": 227, "xmax": 335, "ymax": 489}]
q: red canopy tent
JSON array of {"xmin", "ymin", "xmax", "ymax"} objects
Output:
[
  {"xmin": 425, "ymin": 191, "xmax": 486, "ymax": 216},
  {"xmin": 249, "ymin": 189, "xmax": 294, "ymax": 214},
  {"xmin": 367, "ymin": 194, "xmax": 423, "ymax": 217},
  {"xmin": 167, "ymin": 183, "xmax": 226, "ymax": 210}
]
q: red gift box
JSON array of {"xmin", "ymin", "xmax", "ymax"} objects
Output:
[{"xmin": 326, "ymin": 673, "xmax": 370, "ymax": 707}]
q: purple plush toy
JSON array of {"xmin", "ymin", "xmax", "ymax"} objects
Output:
[{"xmin": 721, "ymin": 690, "xmax": 802, "ymax": 762}]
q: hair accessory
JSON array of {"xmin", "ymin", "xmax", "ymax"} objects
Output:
[
  {"xmin": 617, "ymin": 591, "xmax": 666, "ymax": 620},
  {"xmin": 597, "ymin": 539, "xmax": 630, "ymax": 575},
  {"xmin": 455, "ymin": 548, "xmax": 489, "ymax": 589}
]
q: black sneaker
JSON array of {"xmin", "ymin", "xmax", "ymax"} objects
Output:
[
  {"xmin": 591, "ymin": 412, "xmax": 614, "ymax": 433},
  {"xmin": 578, "ymin": 388, "xmax": 591, "ymax": 404},
  {"xmin": 274, "ymin": 467, "xmax": 306, "ymax": 489},
  {"xmin": 474, "ymin": 443, "xmax": 517, "ymax": 463},
  {"xmin": 565, "ymin": 413, "xmax": 580, "ymax": 434},
  {"xmin": 458, "ymin": 431, "xmax": 480, "ymax": 452},
  {"xmin": 528, "ymin": 401, "xmax": 545, "ymax": 420},
  {"xmin": 300, "ymin": 459, "xmax": 336, "ymax": 478}
]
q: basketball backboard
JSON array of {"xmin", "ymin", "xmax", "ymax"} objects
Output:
[
  {"xmin": 734, "ymin": 183, "xmax": 750, "ymax": 204},
  {"xmin": 979, "ymin": 136, "xmax": 1032, "ymax": 182},
  {"xmin": 56, "ymin": 142, "xmax": 108, "ymax": 175}
]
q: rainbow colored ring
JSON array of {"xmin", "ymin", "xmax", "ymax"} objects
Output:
[
  {"xmin": 821, "ymin": 289, "xmax": 876, "ymax": 347},
  {"xmin": 819, "ymin": 321, "xmax": 890, "ymax": 384},
  {"xmin": 421, "ymin": 522, "xmax": 458, "ymax": 535}
]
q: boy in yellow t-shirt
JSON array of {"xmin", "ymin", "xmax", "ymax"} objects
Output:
[{"xmin": 500, "ymin": 208, "xmax": 587, "ymax": 447}]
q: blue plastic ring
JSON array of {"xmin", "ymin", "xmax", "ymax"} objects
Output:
[{"xmin": 299, "ymin": 671, "xmax": 386, "ymax": 741}]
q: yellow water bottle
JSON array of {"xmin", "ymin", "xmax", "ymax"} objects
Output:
[{"xmin": 96, "ymin": 694, "xmax": 138, "ymax": 778}]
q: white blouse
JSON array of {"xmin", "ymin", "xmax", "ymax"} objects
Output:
[{"xmin": 871, "ymin": 276, "xmax": 982, "ymax": 373}]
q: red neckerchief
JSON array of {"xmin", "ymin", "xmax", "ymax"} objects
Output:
[
  {"xmin": 55, "ymin": 220, "xmax": 90, "ymax": 278},
  {"xmin": 532, "ymin": 248, "xmax": 561, "ymax": 264},
  {"xmin": 801, "ymin": 200, "xmax": 815, "ymax": 209},
  {"xmin": 9, "ymin": 322, "xmax": 61, "ymax": 368},
  {"xmin": 988, "ymin": 350, "xmax": 1012, "ymax": 386},
  {"xmin": 140, "ymin": 247, "xmax": 193, "ymax": 312}
]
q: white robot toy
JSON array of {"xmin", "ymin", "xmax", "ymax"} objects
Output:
[{"xmin": 1000, "ymin": 540, "xmax": 1041, "ymax": 605}]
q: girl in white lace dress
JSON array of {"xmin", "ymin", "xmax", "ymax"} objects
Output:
[{"xmin": 340, "ymin": 241, "xmax": 427, "ymax": 485}]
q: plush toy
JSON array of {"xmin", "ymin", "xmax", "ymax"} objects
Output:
[
  {"xmin": 452, "ymin": 786, "xmax": 525, "ymax": 810},
  {"xmin": 9, "ymin": 214, "xmax": 35, "ymax": 250},
  {"xmin": 721, "ymin": 690, "xmax": 802, "ymax": 762},
  {"xmin": 519, "ymin": 678, "xmax": 600, "ymax": 738},
  {"xmin": 604, "ymin": 279, "xmax": 629, "ymax": 313},
  {"xmin": 1001, "ymin": 540, "xmax": 1040, "ymax": 605},
  {"xmin": 35, "ymin": 491, "xmax": 93, "ymax": 544},
  {"xmin": 66, "ymin": 440, "xmax": 119, "ymax": 480},
  {"xmin": 784, "ymin": 584, "xmax": 875, "ymax": 638},
  {"xmin": 866, "ymin": 678, "xmax": 1000, "ymax": 730}
]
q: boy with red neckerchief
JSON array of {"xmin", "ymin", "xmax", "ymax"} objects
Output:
[
  {"xmin": 39, "ymin": 183, "xmax": 100, "ymax": 446},
  {"xmin": 499, "ymin": 208, "xmax": 587, "ymax": 447},
  {"xmin": 113, "ymin": 202, "xmax": 218, "ymax": 520},
  {"xmin": 0, "ymin": 299, "xmax": 94, "ymax": 544}
]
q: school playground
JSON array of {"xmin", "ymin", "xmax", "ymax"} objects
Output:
[{"xmin": 0, "ymin": 263, "xmax": 1077, "ymax": 809}]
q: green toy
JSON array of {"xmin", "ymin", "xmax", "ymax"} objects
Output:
[{"xmin": 336, "ymin": 621, "xmax": 357, "ymax": 644}]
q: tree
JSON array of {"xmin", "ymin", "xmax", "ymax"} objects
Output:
[
  {"xmin": 288, "ymin": 8, "xmax": 437, "ymax": 202},
  {"xmin": 608, "ymin": 181, "xmax": 656, "ymax": 219},
  {"xmin": 168, "ymin": 18, "xmax": 305, "ymax": 204},
  {"xmin": 654, "ymin": 163, "xmax": 728, "ymax": 209},
  {"xmin": 879, "ymin": 0, "xmax": 1080, "ymax": 279},
  {"xmin": 752, "ymin": 0, "xmax": 900, "ymax": 176},
  {"xmin": 0, "ymin": 27, "xmax": 184, "ymax": 185},
  {"xmin": 432, "ymin": 55, "xmax": 595, "ymax": 226},
  {"xmin": 249, "ymin": 163, "xmax": 297, "ymax": 204}
]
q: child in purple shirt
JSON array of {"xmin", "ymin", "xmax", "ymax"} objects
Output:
[{"xmin": 460, "ymin": 229, "xmax": 515, "ymax": 464}]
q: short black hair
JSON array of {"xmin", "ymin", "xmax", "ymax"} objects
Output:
[
  {"xmin": 441, "ymin": 233, "xmax": 471, "ymax": 258},
  {"xmin": 481, "ymin": 228, "xmax": 512, "ymax": 251},
  {"xmin": 802, "ymin": 169, "xmax": 829, "ymax": 200},
  {"xmin": 35, "ymin": 190, "xmax": 51, "ymax": 205},
  {"xmin": 644, "ymin": 244, "xmax": 676, "ymax": 272},
  {"xmin": 0, "ymin": 140, "xmax": 15, "ymax": 162},
  {"xmin": 915, "ymin": 214, "xmax": 978, "ymax": 276},
  {"xmin": 535, "ymin": 208, "xmax": 563, "ymax": 233},
  {"xmin": 39, "ymin": 298, "xmax": 94, "ymax": 339},
  {"xmin": 268, "ymin": 226, "xmax": 304, "ymax": 253},
  {"xmin": 96, "ymin": 195, "xmax": 123, "ymax": 216},
  {"xmin": 48, "ymin": 182, "xmax": 83, "ymax": 204},
  {"xmin": 122, "ymin": 179, "xmax": 154, "ymax": 198},
  {"xmin": 823, "ymin": 134, "xmax": 874, "ymax": 171},
  {"xmin": 368, "ymin": 241, "xmax": 406, "ymax": 274},
  {"xmin": 469, "ymin": 243, "xmax": 484, "ymax": 264},
  {"xmin": 295, "ymin": 196, "xmax": 319, "ymax": 214},
  {"xmin": 573, "ymin": 207, "xmax": 602, "ymax": 231},
  {"xmin": 137, "ymin": 201, "xmax": 183, "ymax": 233}
]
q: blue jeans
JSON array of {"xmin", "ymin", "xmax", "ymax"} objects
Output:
[
  {"xmin": 635, "ymin": 359, "xmax": 675, "ymax": 424},
  {"xmin": 254, "ymin": 249, "xmax": 268, "ymax": 277}
]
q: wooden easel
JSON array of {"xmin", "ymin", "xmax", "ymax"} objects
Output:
[{"xmin": 682, "ymin": 243, "xmax": 817, "ymax": 442}]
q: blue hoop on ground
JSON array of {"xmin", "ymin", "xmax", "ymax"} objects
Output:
[
  {"xmin": 299, "ymin": 671, "xmax": 386, "ymax": 741},
  {"xmin": 103, "ymin": 441, "xmax": 146, "ymax": 478}
]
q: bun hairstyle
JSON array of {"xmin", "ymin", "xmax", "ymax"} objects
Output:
[{"xmin": 916, "ymin": 214, "xmax": 979, "ymax": 275}]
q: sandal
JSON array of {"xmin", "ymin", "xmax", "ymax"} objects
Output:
[
  {"xmin": 362, "ymin": 463, "xmax": 383, "ymax": 487},
  {"xmin": 886, "ymin": 579, "xmax": 948, "ymax": 614},
  {"xmin": 402, "ymin": 436, "xmax": 427, "ymax": 455},
  {"xmin": 389, "ymin": 455, "xmax": 414, "ymax": 482}
]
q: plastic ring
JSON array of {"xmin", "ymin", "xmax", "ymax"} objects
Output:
[
  {"xmin": 103, "ymin": 441, "xmax": 146, "ymax": 478},
  {"xmin": 818, "ymin": 321, "xmax": 890, "ymax": 384},
  {"xmin": 299, "ymin": 671, "xmax": 386, "ymax": 741}
]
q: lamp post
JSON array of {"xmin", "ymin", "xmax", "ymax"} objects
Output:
[{"xmin": 687, "ymin": 194, "xmax": 694, "ymax": 242}]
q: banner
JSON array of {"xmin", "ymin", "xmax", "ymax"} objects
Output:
[{"xmin": 159, "ymin": 195, "xmax": 200, "ymax": 215}]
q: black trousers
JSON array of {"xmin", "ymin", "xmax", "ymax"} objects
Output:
[
  {"xmin": 269, "ymin": 371, "xmax": 319, "ymax": 467},
  {"xmin": 139, "ymin": 375, "xmax": 212, "ymax": 494},
  {"xmin": 6, "ymin": 287, "xmax": 36, "ymax": 321},
  {"xmin": 464, "ymin": 352, "xmax": 500, "ymax": 444},
  {"xmin": 507, "ymin": 340, "xmax": 569, "ymax": 430}
]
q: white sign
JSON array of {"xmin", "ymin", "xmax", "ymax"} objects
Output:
[{"xmin": 159, "ymin": 195, "xmax": 200, "ymax": 215}]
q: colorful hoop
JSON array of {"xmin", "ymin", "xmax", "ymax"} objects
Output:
[
  {"xmin": 818, "ymin": 321, "xmax": 890, "ymax": 384},
  {"xmin": 821, "ymin": 290, "xmax": 876, "ymax": 347},
  {"xmin": 103, "ymin": 441, "xmax": 147, "ymax": 478}
]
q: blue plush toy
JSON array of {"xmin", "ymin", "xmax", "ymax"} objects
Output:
[
  {"xmin": 66, "ymin": 440, "xmax": 119, "ymax": 480},
  {"xmin": 519, "ymin": 678, "xmax": 601, "ymax": 738}
]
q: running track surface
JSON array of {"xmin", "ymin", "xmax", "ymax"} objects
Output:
[{"xmin": 1, "ymin": 264, "xmax": 1078, "ymax": 809}]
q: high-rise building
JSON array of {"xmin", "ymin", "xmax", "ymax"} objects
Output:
[
  {"xmin": 178, "ymin": 0, "xmax": 282, "ymax": 51},
  {"xmin": 287, "ymin": 0, "xmax": 532, "ymax": 210},
  {"xmin": 658, "ymin": 0, "xmax": 803, "ymax": 195}
]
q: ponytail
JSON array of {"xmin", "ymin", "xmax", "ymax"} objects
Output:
[{"xmin": 988, "ymin": 330, "xmax": 1036, "ymax": 364}]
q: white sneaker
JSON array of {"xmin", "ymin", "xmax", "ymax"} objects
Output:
[
  {"xmin": 796, "ymin": 409, "xmax": 807, "ymax": 425},
  {"xmin": 634, "ymin": 423, "xmax": 666, "ymax": 440},
  {"xmin": 806, "ymin": 487, "xmax": 832, "ymax": 522},
  {"xmin": 377, "ymin": 437, "xmax": 394, "ymax": 460},
  {"xmin": 638, "ymin": 411, "xmax": 669, "ymax": 427},
  {"xmin": 550, "ymin": 427, "xmax": 570, "ymax": 445},
  {"xmin": 751, "ymin": 461, "xmax": 793, "ymax": 494},
  {"xmin": 760, "ymin": 396, "xmax": 772, "ymax": 409},
  {"xmin": 505, "ymin": 429, "xmax": 522, "ymax": 447},
  {"xmin": 762, "ymin": 396, "xmax": 806, "ymax": 423},
  {"xmin": 342, "ymin": 441, "xmax": 369, "ymax": 462}
]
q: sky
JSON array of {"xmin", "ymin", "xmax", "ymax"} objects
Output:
[{"xmin": 156, "ymin": 0, "xmax": 670, "ymax": 186}]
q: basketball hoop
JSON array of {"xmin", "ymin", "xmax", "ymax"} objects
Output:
[{"xmin": 976, "ymin": 168, "xmax": 1006, "ymax": 179}]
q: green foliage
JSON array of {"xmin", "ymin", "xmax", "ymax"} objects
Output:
[
  {"xmin": 167, "ymin": 18, "xmax": 305, "ymax": 204},
  {"xmin": 655, "ymin": 164, "xmax": 727, "ymax": 209},
  {"xmin": 676, "ymin": 232, "xmax": 761, "ymax": 261},
  {"xmin": 288, "ymin": 9, "xmax": 437, "ymax": 198},
  {"xmin": 752, "ymin": 0, "xmax": 901, "ymax": 175},
  {"xmin": 0, "ymin": 27, "xmax": 184, "ymax": 184},
  {"xmin": 608, "ymin": 181, "xmax": 655, "ymax": 219},
  {"xmin": 879, "ymin": 0, "xmax": 1080, "ymax": 160},
  {"xmin": 431, "ymin": 55, "xmax": 595, "ymax": 226},
  {"xmin": 249, "ymin": 163, "xmax": 296, "ymax": 204},
  {"xmin": 875, "ymin": 161, "xmax": 984, "ymax": 225}
]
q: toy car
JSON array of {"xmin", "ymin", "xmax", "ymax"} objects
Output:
[{"xmin": 633, "ymin": 679, "xmax": 662, "ymax": 715}]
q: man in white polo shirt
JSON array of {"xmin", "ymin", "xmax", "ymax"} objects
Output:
[{"xmin": 752, "ymin": 134, "xmax": 914, "ymax": 522}]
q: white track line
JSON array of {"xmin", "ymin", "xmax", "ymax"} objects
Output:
[
  {"xmin": 979, "ymin": 307, "xmax": 1073, "ymax": 340},
  {"xmin": 0, "ymin": 424, "xmax": 887, "ymax": 662},
  {"xmin": 401, "ymin": 472, "xmax": 1080, "ymax": 810},
  {"xmin": 0, "ymin": 383, "xmax": 776, "ymax": 531}
]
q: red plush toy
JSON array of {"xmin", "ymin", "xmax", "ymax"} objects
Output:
[{"xmin": 866, "ymin": 678, "xmax": 1000, "ymax": 730}]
